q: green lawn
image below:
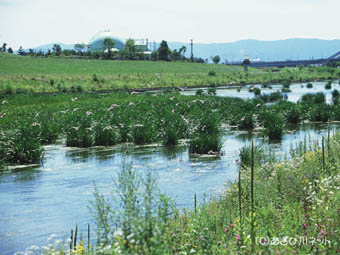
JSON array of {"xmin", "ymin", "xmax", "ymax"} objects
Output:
[{"xmin": 0, "ymin": 53, "xmax": 247, "ymax": 75}]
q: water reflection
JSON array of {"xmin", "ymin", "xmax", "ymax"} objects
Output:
[
  {"xmin": 0, "ymin": 122, "xmax": 339, "ymax": 255},
  {"xmin": 181, "ymin": 81, "xmax": 340, "ymax": 103}
]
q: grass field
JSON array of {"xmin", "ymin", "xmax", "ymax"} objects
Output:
[
  {"xmin": 0, "ymin": 53, "xmax": 247, "ymax": 75},
  {"xmin": 1, "ymin": 53, "xmax": 339, "ymax": 93}
]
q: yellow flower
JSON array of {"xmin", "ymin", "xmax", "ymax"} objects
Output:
[{"xmin": 75, "ymin": 240, "xmax": 85, "ymax": 255}]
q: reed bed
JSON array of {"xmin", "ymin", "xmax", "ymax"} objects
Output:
[{"xmin": 1, "ymin": 90, "xmax": 340, "ymax": 167}]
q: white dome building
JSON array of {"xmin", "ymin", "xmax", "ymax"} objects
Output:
[{"xmin": 88, "ymin": 30, "xmax": 125, "ymax": 51}]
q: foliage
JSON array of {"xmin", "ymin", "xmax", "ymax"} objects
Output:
[
  {"xmin": 211, "ymin": 55, "xmax": 220, "ymax": 64},
  {"xmin": 158, "ymin": 40, "xmax": 171, "ymax": 61},
  {"xmin": 325, "ymin": 81, "xmax": 332, "ymax": 90}
]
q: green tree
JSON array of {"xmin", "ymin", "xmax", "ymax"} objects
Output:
[
  {"xmin": 103, "ymin": 37, "xmax": 115, "ymax": 59},
  {"xmin": 1, "ymin": 43, "xmax": 7, "ymax": 52},
  {"xmin": 74, "ymin": 43, "xmax": 85, "ymax": 55},
  {"xmin": 211, "ymin": 55, "xmax": 220, "ymax": 64},
  {"xmin": 158, "ymin": 40, "xmax": 170, "ymax": 61},
  {"xmin": 28, "ymin": 48, "xmax": 35, "ymax": 56},
  {"xmin": 18, "ymin": 46, "xmax": 25, "ymax": 56},
  {"xmin": 170, "ymin": 49, "xmax": 181, "ymax": 61},
  {"xmin": 179, "ymin": 45, "xmax": 187, "ymax": 60},
  {"xmin": 243, "ymin": 58, "xmax": 251, "ymax": 72},
  {"xmin": 123, "ymin": 38, "xmax": 136, "ymax": 60},
  {"xmin": 52, "ymin": 44, "xmax": 62, "ymax": 56}
]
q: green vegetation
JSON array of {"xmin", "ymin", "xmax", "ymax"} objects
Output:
[
  {"xmin": 42, "ymin": 132, "xmax": 340, "ymax": 254},
  {"xmin": 2, "ymin": 90, "xmax": 340, "ymax": 167},
  {"xmin": 325, "ymin": 81, "xmax": 332, "ymax": 90},
  {"xmin": 1, "ymin": 54, "xmax": 340, "ymax": 93}
]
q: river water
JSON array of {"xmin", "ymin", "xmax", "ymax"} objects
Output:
[{"xmin": 0, "ymin": 81, "xmax": 339, "ymax": 255}]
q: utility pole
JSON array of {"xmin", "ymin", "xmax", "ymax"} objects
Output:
[{"xmin": 190, "ymin": 39, "xmax": 194, "ymax": 62}]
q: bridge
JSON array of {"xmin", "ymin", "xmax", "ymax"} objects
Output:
[{"xmin": 228, "ymin": 51, "xmax": 340, "ymax": 68}]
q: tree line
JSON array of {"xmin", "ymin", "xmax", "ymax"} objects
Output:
[{"xmin": 1, "ymin": 39, "xmax": 217, "ymax": 63}]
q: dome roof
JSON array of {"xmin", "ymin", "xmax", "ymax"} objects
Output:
[{"xmin": 89, "ymin": 30, "xmax": 125, "ymax": 51}]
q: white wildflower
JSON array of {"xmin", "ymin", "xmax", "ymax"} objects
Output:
[
  {"xmin": 47, "ymin": 234, "xmax": 57, "ymax": 242},
  {"xmin": 31, "ymin": 122, "xmax": 41, "ymax": 127},
  {"xmin": 86, "ymin": 111, "xmax": 93, "ymax": 116},
  {"xmin": 103, "ymin": 126, "xmax": 112, "ymax": 131}
]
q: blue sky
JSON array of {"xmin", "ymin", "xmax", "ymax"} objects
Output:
[{"xmin": 0, "ymin": 0, "xmax": 339, "ymax": 49}]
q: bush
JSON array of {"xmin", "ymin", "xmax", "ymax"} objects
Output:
[
  {"xmin": 301, "ymin": 92, "xmax": 325, "ymax": 104},
  {"xmin": 307, "ymin": 83, "xmax": 313, "ymax": 88},
  {"xmin": 189, "ymin": 133, "xmax": 221, "ymax": 154},
  {"xmin": 325, "ymin": 81, "xmax": 332, "ymax": 90},
  {"xmin": 332, "ymin": 89, "xmax": 340, "ymax": 104},
  {"xmin": 196, "ymin": 89, "xmax": 204, "ymax": 96},
  {"xmin": 282, "ymin": 80, "xmax": 291, "ymax": 88},
  {"xmin": 262, "ymin": 111, "xmax": 284, "ymax": 140},
  {"xmin": 310, "ymin": 104, "xmax": 330, "ymax": 122},
  {"xmin": 208, "ymin": 71, "xmax": 216, "ymax": 76},
  {"xmin": 286, "ymin": 105, "xmax": 301, "ymax": 124},
  {"xmin": 207, "ymin": 87, "xmax": 216, "ymax": 96},
  {"xmin": 90, "ymin": 164, "xmax": 176, "ymax": 252},
  {"xmin": 281, "ymin": 88, "xmax": 291, "ymax": 93},
  {"xmin": 238, "ymin": 113, "xmax": 255, "ymax": 130}
]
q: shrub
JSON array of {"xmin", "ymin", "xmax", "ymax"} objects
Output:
[
  {"xmin": 301, "ymin": 92, "xmax": 325, "ymax": 104},
  {"xmin": 286, "ymin": 105, "xmax": 301, "ymax": 124},
  {"xmin": 281, "ymin": 88, "xmax": 291, "ymax": 93},
  {"xmin": 310, "ymin": 104, "xmax": 330, "ymax": 122},
  {"xmin": 307, "ymin": 82, "xmax": 313, "ymax": 88},
  {"xmin": 162, "ymin": 127, "xmax": 179, "ymax": 146},
  {"xmin": 208, "ymin": 70, "xmax": 216, "ymax": 76},
  {"xmin": 332, "ymin": 89, "xmax": 340, "ymax": 104},
  {"xmin": 92, "ymin": 73, "xmax": 99, "ymax": 83},
  {"xmin": 325, "ymin": 81, "xmax": 332, "ymax": 90},
  {"xmin": 262, "ymin": 111, "xmax": 284, "ymax": 140},
  {"xmin": 90, "ymin": 164, "xmax": 176, "ymax": 252},
  {"xmin": 238, "ymin": 113, "xmax": 255, "ymax": 130},
  {"xmin": 0, "ymin": 128, "xmax": 43, "ymax": 165},
  {"xmin": 189, "ymin": 133, "xmax": 221, "ymax": 154},
  {"xmin": 94, "ymin": 123, "xmax": 117, "ymax": 146},
  {"xmin": 130, "ymin": 124, "xmax": 154, "ymax": 145},
  {"xmin": 196, "ymin": 89, "xmax": 204, "ymax": 96},
  {"xmin": 282, "ymin": 80, "xmax": 291, "ymax": 88},
  {"xmin": 207, "ymin": 87, "xmax": 216, "ymax": 96}
]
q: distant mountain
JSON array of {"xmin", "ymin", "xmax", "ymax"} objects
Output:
[
  {"xmin": 31, "ymin": 38, "xmax": 340, "ymax": 63},
  {"xmin": 31, "ymin": 43, "xmax": 75, "ymax": 52},
  {"xmin": 167, "ymin": 38, "xmax": 340, "ymax": 63}
]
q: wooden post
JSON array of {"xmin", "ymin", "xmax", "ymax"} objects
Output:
[
  {"xmin": 251, "ymin": 140, "xmax": 255, "ymax": 252},
  {"xmin": 88, "ymin": 224, "xmax": 90, "ymax": 252},
  {"xmin": 70, "ymin": 229, "xmax": 73, "ymax": 254},
  {"xmin": 238, "ymin": 166, "xmax": 242, "ymax": 225},
  {"xmin": 74, "ymin": 225, "xmax": 78, "ymax": 250},
  {"xmin": 322, "ymin": 136, "xmax": 325, "ymax": 172},
  {"xmin": 194, "ymin": 193, "xmax": 197, "ymax": 214}
]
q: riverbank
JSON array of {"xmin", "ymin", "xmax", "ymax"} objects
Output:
[{"xmin": 29, "ymin": 129, "xmax": 340, "ymax": 255}]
